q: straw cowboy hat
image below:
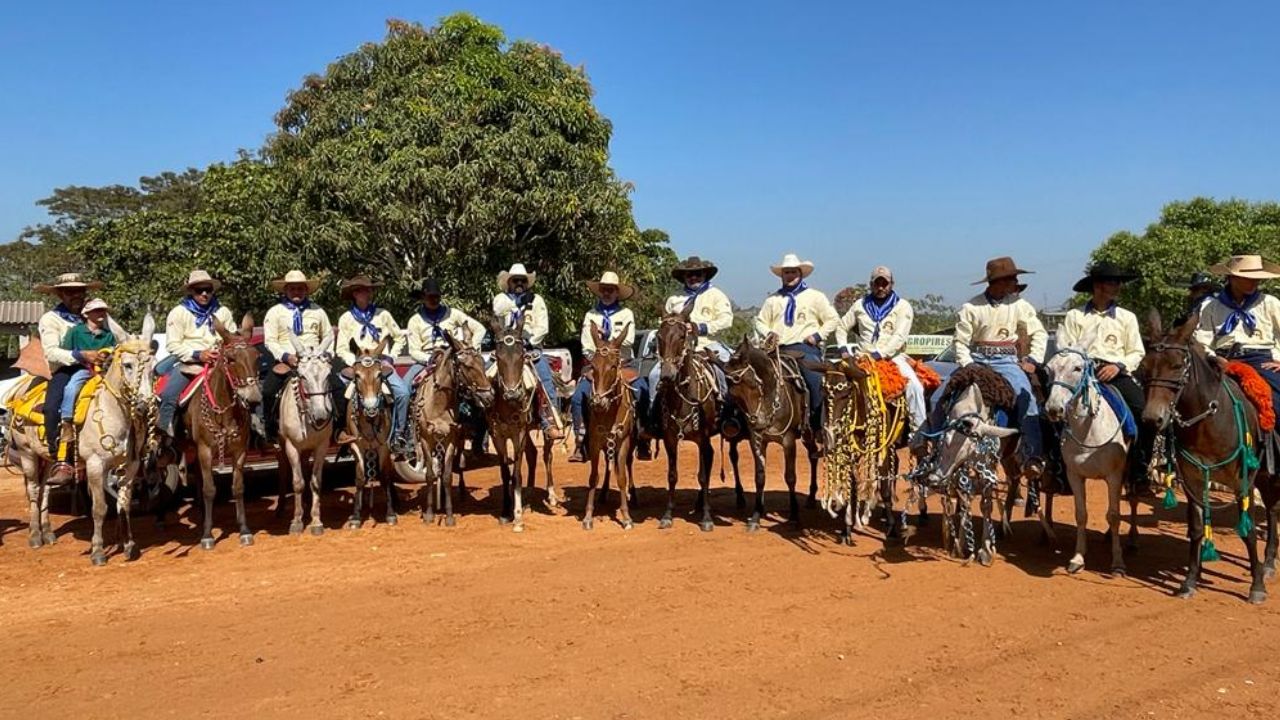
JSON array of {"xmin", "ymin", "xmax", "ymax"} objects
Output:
[
  {"xmin": 339, "ymin": 274, "xmax": 382, "ymax": 301},
  {"xmin": 34, "ymin": 272, "xmax": 104, "ymax": 295},
  {"xmin": 182, "ymin": 269, "xmax": 222, "ymax": 293},
  {"xmin": 1071, "ymin": 261, "xmax": 1141, "ymax": 293},
  {"xmin": 82, "ymin": 298, "xmax": 111, "ymax": 315},
  {"xmin": 496, "ymin": 263, "xmax": 537, "ymax": 292},
  {"xmin": 770, "ymin": 253, "xmax": 815, "ymax": 279},
  {"xmin": 585, "ymin": 271, "xmax": 635, "ymax": 301},
  {"xmin": 1209, "ymin": 255, "xmax": 1280, "ymax": 280},
  {"xmin": 972, "ymin": 256, "xmax": 1034, "ymax": 285},
  {"xmin": 269, "ymin": 270, "xmax": 322, "ymax": 293},
  {"xmin": 670, "ymin": 256, "xmax": 719, "ymax": 282}
]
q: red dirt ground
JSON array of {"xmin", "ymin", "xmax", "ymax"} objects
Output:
[{"xmin": 2, "ymin": 449, "xmax": 1279, "ymax": 719}]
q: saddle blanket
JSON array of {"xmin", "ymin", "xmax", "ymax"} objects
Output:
[
  {"xmin": 1097, "ymin": 384, "xmax": 1138, "ymax": 440},
  {"xmin": 1226, "ymin": 360, "xmax": 1277, "ymax": 432},
  {"xmin": 6, "ymin": 374, "xmax": 104, "ymax": 429}
]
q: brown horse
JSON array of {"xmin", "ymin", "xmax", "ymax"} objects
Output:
[
  {"xmin": 724, "ymin": 336, "xmax": 819, "ymax": 531},
  {"xmin": 345, "ymin": 336, "xmax": 396, "ymax": 528},
  {"xmin": 581, "ymin": 321, "xmax": 637, "ymax": 530},
  {"xmin": 393, "ymin": 332, "xmax": 493, "ymax": 526},
  {"xmin": 1141, "ymin": 312, "xmax": 1278, "ymax": 603},
  {"xmin": 654, "ymin": 307, "xmax": 720, "ymax": 531},
  {"xmin": 163, "ymin": 314, "xmax": 261, "ymax": 550},
  {"xmin": 488, "ymin": 316, "xmax": 558, "ymax": 532}
]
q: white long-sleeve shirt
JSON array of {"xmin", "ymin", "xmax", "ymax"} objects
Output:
[
  {"xmin": 954, "ymin": 292, "xmax": 1047, "ymax": 367},
  {"xmin": 663, "ymin": 287, "xmax": 734, "ymax": 350},
  {"xmin": 753, "ymin": 286, "xmax": 839, "ymax": 346},
  {"xmin": 492, "ymin": 292, "xmax": 549, "ymax": 347},
  {"xmin": 1056, "ymin": 303, "xmax": 1144, "ymax": 369},
  {"xmin": 835, "ymin": 296, "xmax": 914, "ymax": 358}
]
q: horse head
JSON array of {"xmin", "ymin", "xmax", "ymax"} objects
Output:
[
  {"xmin": 1139, "ymin": 308, "xmax": 1212, "ymax": 431},
  {"xmin": 108, "ymin": 312, "xmax": 158, "ymax": 415},
  {"xmin": 935, "ymin": 384, "xmax": 1018, "ymax": 481},
  {"xmin": 1043, "ymin": 326, "xmax": 1098, "ymax": 423},
  {"xmin": 215, "ymin": 312, "xmax": 262, "ymax": 406},
  {"xmin": 491, "ymin": 316, "xmax": 527, "ymax": 403},
  {"xmin": 657, "ymin": 304, "xmax": 695, "ymax": 384},
  {"xmin": 725, "ymin": 337, "xmax": 775, "ymax": 432},
  {"xmin": 448, "ymin": 329, "xmax": 493, "ymax": 409},
  {"xmin": 289, "ymin": 334, "xmax": 335, "ymax": 425},
  {"xmin": 349, "ymin": 335, "xmax": 390, "ymax": 419},
  {"xmin": 589, "ymin": 320, "xmax": 630, "ymax": 411}
]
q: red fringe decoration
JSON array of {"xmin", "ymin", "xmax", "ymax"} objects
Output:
[
  {"xmin": 1226, "ymin": 361, "xmax": 1276, "ymax": 432},
  {"xmin": 908, "ymin": 357, "xmax": 943, "ymax": 394}
]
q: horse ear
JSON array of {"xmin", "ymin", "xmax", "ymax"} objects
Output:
[
  {"xmin": 289, "ymin": 334, "xmax": 306, "ymax": 358},
  {"xmin": 1147, "ymin": 308, "xmax": 1163, "ymax": 340},
  {"xmin": 318, "ymin": 332, "xmax": 334, "ymax": 357},
  {"xmin": 589, "ymin": 321, "xmax": 603, "ymax": 347},
  {"xmin": 213, "ymin": 316, "xmax": 230, "ymax": 342},
  {"xmin": 240, "ymin": 312, "xmax": 255, "ymax": 340},
  {"xmin": 490, "ymin": 316, "xmax": 505, "ymax": 338},
  {"xmin": 1074, "ymin": 326, "xmax": 1098, "ymax": 352},
  {"xmin": 445, "ymin": 330, "xmax": 465, "ymax": 352},
  {"xmin": 1175, "ymin": 310, "xmax": 1199, "ymax": 343},
  {"xmin": 140, "ymin": 312, "xmax": 156, "ymax": 346},
  {"xmin": 614, "ymin": 322, "xmax": 632, "ymax": 348},
  {"xmin": 680, "ymin": 302, "xmax": 694, "ymax": 322},
  {"xmin": 374, "ymin": 335, "xmax": 390, "ymax": 358},
  {"xmin": 349, "ymin": 338, "xmax": 361, "ymax": 357}
]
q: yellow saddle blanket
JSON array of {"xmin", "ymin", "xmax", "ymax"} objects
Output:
[{"xmin": 6, "ymin": 374, "xmax": 103, "ymax": 433}]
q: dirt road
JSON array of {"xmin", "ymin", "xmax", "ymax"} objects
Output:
[{"xmin": 1, "ymin": 450, "xmax": 1278, "ymax": 719}]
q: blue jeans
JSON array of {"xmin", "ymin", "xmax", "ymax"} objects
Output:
[
  {"xmin": 385, "ymin": 369, "xmax": 411, "ymax": 439},
  {"xmin": 156, "ymin": 355, "xmax": 189, "ymax": 434},
  {"xmin": 780, "ymin": 342, "xmax": 824, "ymax": 431},
  {"xmin": 928, "ymin": 355, "xmax": 1043, "ymax": 462},
  {"xmin": 571, "ymin": 374, "xmax": 648, "ymax": 439},
  {"xmin": 532, "ymin": 353, "xmax": 558, "ymax": 429},
  {"xmin": 59, "ymin": 368, "xmax": 94, "ymax": 419}
]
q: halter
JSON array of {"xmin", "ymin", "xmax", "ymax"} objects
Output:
[
  {"xmin": 657, "ymin": 318, "xmax": 716, "ymax": 438},
  {"xmin": 91, "ymin": 345, "xmax": 157, "ymax": 457},
  {"xmin": 1145, "ymin": 340, "xmax": 1218, "ymax": 428},
  {"xmin": 493, "ymin": 332, "xmax": 528, "ymax": 401},
  {"xmin": 292, "ymin": 354, "xmax": 334, "ymax": 431},
  {"xmin": 591, "ymin": 346, "xmax": 627, "ymax": 408},
  {"xmin": 1046, "ymin": 347, "xmax": 1127, "ymax": 449},
  {"xmin": 353, "ymin": 355, "xmax": 387, "ymax": 419},
  {"xmin": 725, "ymin": 346, "xmax": 790, "ymax": 434}
]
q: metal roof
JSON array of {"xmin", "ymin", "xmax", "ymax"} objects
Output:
[{"xmin": 0, "ymin": 300, "xmax": 46, "ymax": 326}]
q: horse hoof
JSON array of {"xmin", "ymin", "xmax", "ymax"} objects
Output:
[
  {"xmin": 43, "ymin": 532, "xmax": 57, "ymax": 546},
  {"xmin": 289, "ymin": 522, "xmax": 304, "ymax": 535},
  {"xmin": 806, "ymin": 497, "xmax": 818, "ymax": 510},
  {"xmin": 498, "ymin": 517, "xmax": 511, "ymax": 526},
  {"xmin": 200, "ymin": 538, "xmax": 215, "ymax": 551},
  {"xmin": 917, "ymin": 514, "xmax": 929, "ymax": 528},
  {"xmin": 90, "ymin": 554, "xmax": 107, "ymax": 567},
  {"xmin": 28, "ymin": 535, "xmax": 43, "ymax": 549},
  {"xmin": 346, "ymin": 520, "xmax": 361, "ymax": 530},
  {"xmin": 700, "ymin": 520, "xmax": 713, "ymax": 533},
  {"xmin": 1175, "ymin": 586, "xmax": 1196, "ymax": 599},
  {"xmin": 444, "ymin": 516, "xmax": 456, "ymax": 528},
  {"xmin": 1067, "ymin": 559, "xmax": 1085, "ymax": 574},
  {"xmin": 1266, "ymin": 567, "xmax": 1277, "ymax": 583},
  {"xmin": 977, "ymin": 549, "xmax": 994, "ymax": 567},
  {"xmin": 309, "ymin": 525, "xmax": 324, "ymax": 537},
  {"xmin": 125, "ymin": 543, "xmax": 140, "ymax": 561},
  {"xmin": 1249, "ymin": 590, "xmax": 1267, "ymax": 605},
  {"xmin": 582, "ymin": 519, "xmax": 593, "ymax": 531},
  {"xmin": 658, "ymin": 517, "xmax": 673, "ymax": 530},
  {"xmin": 746, "ymin": 521, "xmax": 760, "ymax": 533},
  {"xmin": 620, "ymin": 521, "xmax": 633, "ymax": 531},
  {"xmin": 386, "ymin": 515, "xmax": 398, "ymax": 527},
  {"xmin": 239, "ymin": 534, "xmax": 254, "ymax": 547},
  {"xmin": 1111, "ymin": 566, "xmax": 1127, "ymax": 578},
  {"xmin": 513, "ymin": 523, "xmax": 525, "ymax": 533}
]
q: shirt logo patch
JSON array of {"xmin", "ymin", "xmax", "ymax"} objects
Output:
[{"xmin": 997, "ymin": 328, "xmax": 1011, "ymax": 339}]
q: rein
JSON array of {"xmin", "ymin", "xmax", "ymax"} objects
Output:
[
  {"xmin": 658, "ymin": 320, "xmax": 716, "ymax": 439},
  {"xmin": 725, "ymin": 346, "xmax": 792, "ymax": 435}
]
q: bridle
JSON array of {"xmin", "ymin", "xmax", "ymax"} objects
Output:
[
  {"xmin": 493, "ymin": 332, "xmax": 528, "ymax": 402},
  {"xmin": 1047, "ymin": 347, "xmax": 1125, "ymax": 449},
  {"xmin": 725, "ymin": 348, "xmax": 788, "ymax": 434},
  {"xmin": 1145, "ymin": 340, "xmax": 1219, "ymax": 428},
  {"xmin": 293, "ymin": 353, "xmax": 334, "ymax": 431},
  {"xmin": 657, "ymin": 318, "xmax": 715, "ymax": 437},
  {"xmin": 590, "ymin": 346, "xmax": 626, "ymax": 408}
]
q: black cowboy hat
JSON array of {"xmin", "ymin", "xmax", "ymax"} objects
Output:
[
  {"xmin": 411, "ymin": 277, "xmax": 443, "ymax": 300},
  {"xmin": 1174, "ymin": 271, "xmax": 1220, "ymax": 292},
  {"xmin": 670, "ymin": 256, "xmax": 719, "ymax": 282},
  {"xmin": 1071, "ymin": 261, "xmax": 1140, "ymax": 293}
]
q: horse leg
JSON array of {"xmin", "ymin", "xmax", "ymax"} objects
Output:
[
  {"xmin": 1246, "ymin": 503, "xmax": 1267, "ymax": 604},
  {"xmin": 348, "ymin": 445, "xmax": 366, "ymax": 530},
  {"xmin": 978, "ymin": 478, "xmax": 996, "ymax": 567},
  {"xmin": 784, "ymin": 436, "xmax": 800, "ymax": 528},
  {"xmin": 660, "ymin": 434, "xmax": 678, "ymax": 530},
  {"xmin": 1106, "ymin": 471, "xmax": 1126, "ymax": 577},
  {"xmin": 21, "ymin": 453, "xmax": 46, "ymax": 548},
  {"xmin": 86, "ymin": 455, "xmax": 108, "ymax": 566},
  {"xmin": 274, "ymin": 446, "xmax": 289, "ymax": 520},
  {"xmin": 698, "ymin": 438, "xmax": 715, "ymax": 532},
  {"xmin": 1001, "ymin": 460, "xmax": 1020, "ymax": 539},
  {"xmin": 882, "ymin": 464, "xmax": 901, "ymax": 542},
  {"xmin": 382, "ymin": 448, "xmax": 399, "ymax": 526},
  {"xmin": 617, "ymin": 436, "xmax": 634, "ymax": 530},
  {"xmin": 807, "ymin": 437, "xmax": 819, "ymax": 509},
  {"xmin": 1177, "ymin": 499, "xmax": 1203, "ymax": 599},
  {"xmin": 496, "ymin": 437, "xmax": 512, "ymax": 524},
  {"xmin": 440, "ymin": 444, "xmax": 456, "ymax": 527},
  {"xmin": 198, "ymin": 444, "xmax": 217, "ymax": 550},
  {"xmin": 1066, "ymin": 471, "xmax": 1088, "ymax": 574},
  {"xmin": 308, "ymin": 447, "xmax": 328, "ymax": 536},
  {"xmin": 524, "ymin": 431, "xmax": 537, "ymax": 493},
  {"xmin": 583, "ymin": 448, "xmax": 600, "ymax": 531},
  {"xmin": 747, "ymin": 439, "xmax": 767, "ymax": 532},
  {"xmin": 226, "ymin": 448, "xmax": 252, "ymax": 545},
  {"xmin": 1040, "ymin": 491, "xmax": 1057, "ymax": 546},
  {"xmin": 730, "ymin": 440, "xmax": 746, "ymax": 510},
  {"xmin": 1264, "ymin": 486, "xmax": 1279, "ymax": 582},
  {"xmin": 423, "ymin": 442, "xmax": 439, "ymax": 526},
  {"xmin": 512, "ymin": 435, "xmax": 526, "ymax": 533},
  {"xmin": 284, "ymin": 441, "xmax": 305, "ymax": 535}
]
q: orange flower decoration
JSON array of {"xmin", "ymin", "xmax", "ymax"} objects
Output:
[{"xmin": 1225, "ymin": 361, "xmax": 1276, "ymax": 432}]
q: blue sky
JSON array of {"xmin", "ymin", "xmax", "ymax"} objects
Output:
[{"xmin": 2, "ymin": 1, "xmax": 1278, "ymax": 308}]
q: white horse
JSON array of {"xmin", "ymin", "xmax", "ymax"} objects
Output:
[
  {"xmin": 1043, "ymin": 343, "xmax": 1137, "ymax": 576},
  {"xmin": 276, "ymin": 334, "xmax": 335, "ymax": 536}
]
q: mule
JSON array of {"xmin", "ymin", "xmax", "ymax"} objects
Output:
[
  {"xmin": 488, "ymin": 316, "xmax": 557, "ymax": 532},
  {"xmin": 654, "ymin": 307, "xmax": 721, "ymax": 532},
  {"xmin": 581, "ymin": 321, "xmax": 637, "ymax": 530},
  {"xmin": 275, "ymin": 334, "xmax": 336, "ymax": 536},
  {"xmin": 345, "ymin": 336, "xmax": 397, "ymax": 528}
]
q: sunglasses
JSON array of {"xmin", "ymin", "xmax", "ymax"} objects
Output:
[{"xmin": 191, "ymin": 286, "xmax": 215, "ymax": 295}]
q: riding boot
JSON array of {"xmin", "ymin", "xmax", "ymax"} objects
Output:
[{"xmin": 569, "ymin": 436, "xmax": 587, "ymax": 463}]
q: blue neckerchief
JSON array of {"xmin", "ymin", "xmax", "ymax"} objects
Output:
[
  {"xmin": 505, "ymin": 292, "xmax": 525, "ymax": 327},
  {"xmin": 350, "ymin": 304, "xmax": 381, "ymax": 341},
  {"xmin": 53, "ymin": 303, "xmax": 83, "ymax": 325},
  {"xmin": 1083, "ymin": 300, "xmax": 1117, "ymax": 319},
  {"xmin": 419, "ymin": 305, "xmax": 449, "ymax": 339},
  {"xmin": 983, "ymin": 291, "xmax": 1004, "ymax": 306},
  {"xmin": 862, "ymin": 291, "xmax": 899, "ymax": 340},
  {"xmin": 1215, "ymin": 289, "xmax": 1260, "ymax": 337},
  {"xmin": 682, "ymin": 281, "xmax": 711, "ymax": 310},
  {"xmin": 281, "ymin": 298, "xmax": 311, "ymax": 335},
  {"xmin": 182, "ymin": 296, "xmax": 221, "ymax": 329},
  {"xmin": 776, "ymin": 282, "xmax": 808, "ymax": 327},
  {"xmin": 596, "ymin": 301, "xmax": 620, "ymax": 337}
]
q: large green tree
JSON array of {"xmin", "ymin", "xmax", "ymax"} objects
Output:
[{"xmin": 1088, "ymin": 198, "xmax": 1280, "ymax": 321}]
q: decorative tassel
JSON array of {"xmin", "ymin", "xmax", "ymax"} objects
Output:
[
  {"xmin": 1201, "ymin": 526, "xmax": 1220, "ymax": 562},
  {"xmin": 1163, "ymin": 488, "xmax": 1178, "ymax": 510},
  {"xmin": 1245, "ymin": 447, "xmax": 1261, "ymax": 472},
  {"xmin": 1237, "ymin": 495, "xmax": 1254, "ymax": 538}
]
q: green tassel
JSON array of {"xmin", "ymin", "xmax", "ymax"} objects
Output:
[
  {"xmin": 1245, "ymin": 448, "xmax": 1261, "ymax": 471},
  {"xmin": 1201, "ymin": 540, "xmax": 1221, "ymax": 562},
  {"xmin": 1237, "ymin": 509, "xmax": 1255, "ymax": 539},
  {"xmin": 1163, "ymin": 488, "xmax": 1178, "ymax": 510}
]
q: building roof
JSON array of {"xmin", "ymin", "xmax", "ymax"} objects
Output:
[{"xmin": 0, "ymin": 300, "xmax": 46, "ymax": 326}]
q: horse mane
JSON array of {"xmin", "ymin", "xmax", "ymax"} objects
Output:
[{"xmin": 942, "ymin": 364, "xmax": 1016, "ymax": 411}]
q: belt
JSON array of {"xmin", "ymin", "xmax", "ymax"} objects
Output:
[{"xmin": 972, "ymin": 342, "xmax": 1017, "ymax": 356}]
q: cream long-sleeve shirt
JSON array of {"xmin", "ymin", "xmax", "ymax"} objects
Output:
[
  {"xmin": 164, "ymin": 303, "xmax": 238, "ymax": 363},
  {"xmin": 335, "ymin": 307, "xmax": 405, "ymax": 365},
  {"xmin": 404, "ymin": 306, "xmax": 485, "ymax": 363},
  {"xmin": 753, "ymin": 286, "xmax": 839, "ymax": 346},
  {"xmin": 263, "ymin": 302, "xmax": 332, "ymax": 360},
  {"xmin": 581, "ymin": 306, "xmax": 636, "ymax": 356},
  {"xmin": 954, "ymin": 292, "xmax": 1047, "ymax": 367},
  {"xmin": 492, "ymin": 293, "xmax": 549, "ymax": 348},
  {"xmin": 835, "ymin": 296, "xmax": 914, "ymax": 357},
  {"xmin": 664, "ymin": 286, "xmax": 734, "ymax": 350},
  {"xmin": 38, "ymin": 309, "xmax": 80, "ymax": 370},
  {"xmin": 1194, "ymin": 293, "xmax": 1280, "ymax": 360},
  {"xmin": 1056, "ymin": 304, "xmax": 1144, "ymax": 369}
]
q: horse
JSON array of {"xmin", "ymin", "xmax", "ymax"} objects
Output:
[
  {"xmin": 1043, "ymin": 343, "xmax": 1137, "ymax": 576},
  {"xmin": 275, "ymin": 334, "xmax": 336, "ymax": 536},
  {"xmin": 487, "ymin": 316, "xmax": 558, "ymax": 532},
  {"xmin": 344, "ymin": 336, "xmax": 396, "ymax": 528},
  {"xmin": 6, "ymin": 316, "xmax": 157, "ymax": 563},
  {"xmin": 160, "ymin": 314, "xmax": 261, "ymax": 550},
  {"xmin": 654, "ymin": 307, "xmax": 721, "ymax": 532},
  {"xmin": 581, "ymin": 321, "xmax": 637, "ymax": 530},
  {"xmin": 1141, "ymin": 312, "xmax": 1278, "ymax": 604},
  {"xmin": 820, "ymin": 356, "xmax": 909, "ymax": 545},
  {"xmin": 392, "ymin": 331, "xmax": 493, "ymax": 526},
  {"xmin": 724, "ymin": 336, "xmax": 819, "ymax": 531}
]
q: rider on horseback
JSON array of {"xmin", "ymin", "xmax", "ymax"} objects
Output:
[
  {"xmin": 55, "ymin": 298, "xmax": 117, "ymax": 466},
  {"xmin": 335, "ymin": 274, "xmax": 409, "ymax": 447},
  {"xmin": 157, "ymin": 270, "xmax": 239, "ymax": 439},
  {"xmin": 1057, "ymin": 262, "xmax": 1151, "ymax": 494},
  {"xmin": 1193, "ymin": 255, "xmax": 1280, "ymax": 413},
  {"xmin": 34, "ymin": 272, "xmax": 108, "ymax": 485},
  {"xmin": 492, "ymin": 263, "xmax": 565, "ymax": 441},
  {"xmin": 399, "ymin": 277, "xmax": 486, "ymax": 445},
  {"xmin": 753, "ymin": 253, "xmax": 840, "ymax": 441},
  {"xmin": 1173, "ymin": 271, "xmax": 1219, "ymax": 329},
  {"xmin": 569, "ymin": 271, "xmax": 645, "ymax": 463},
  {"xmin": 644, "ymin": 256, "xmax": 734, "ymax": 435},
  {"xmin": 835, "ymin": 264, "xmax": 926, "ymax": 432}
]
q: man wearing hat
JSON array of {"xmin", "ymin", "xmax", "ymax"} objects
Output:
[
  {"xmin": 835, "ymin": 265, "xmax": 926, "ymax": 431},
  {"xmin": 644, "ymin": 256, "xmax": 735, "ymax": 432},
  {"xmin": 259, "ymin": 270, "xmax": 341, "ymax": 442},
  {"xmin": 1193, "ymin": 255, "xmax": 1280, "ymax": 410},
  {"xmin": 156, "ymin": 270, "xmax": 240, "ymax": 438},
  {"xmin": 33, "ymin": 273, "xmax": 106, "ymax": 484},
  {"xmin": 492, "ymin": 263, "xmax": 564, "ymax": 440},
  {"xmin": 1057, "ymin": 261, "xmax": 1151, "ymax": 493},
  {"xmin": 56, "ymin": 298, "xmax": 118, "ymax": 448},
  {"xmin": 335, "ymin": 275, "xmax": 409, "ymax": 444},
  {"xmin": 1174, "ymin": 271, "xmax": 1220, "ymax": 329},
  {"xmin": 947, "ymin": 257, "xmax": 1048, "ymax": 479},
  {"xmin": 753, "ymin": 253, "xmax": 840, "ymax": 436},
  {"xmin": 569, "ymin": 271, "xmax": 642, "ymax": 462},
  {"xmin": 399, "ymin": 278, "xmax": 486, "ymax": 439}
]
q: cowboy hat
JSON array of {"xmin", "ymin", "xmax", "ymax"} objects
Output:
[
  {"xmin": 670, "ymin": 256, "xmax": 719, "ymax": 282},
  {"xmin": 33, "ymin": 272, "xmax": 104, "ymax": 295},
  {"xmin": 269, "ymin": 270, "xmax": 322, "ymax": 293},
  {"xmin": 972, "ymin": 256, "xmax": 1034, "ymax": 285},
  {"xmin": 411, "ymin": 277, "xmax": 444, "ymax": 300},
  {"xmin": 182, "ymin": 269, "xmax": 222, "ymax": 293},
  {"xmin": 1209, "ymin": 255, "xmax": 1280, "ymax": 280},
  {"xmin": 82, "ymin": 298, "xmax": 110, "ymax": 315},
  {"xmin": 496, "ymin": 263, "xmax": 537, "ymax": 292},
  {"xmin": 1071, "ymin": 261, "xmax": 1140, "ymax": 293},
  {"xmin": 339, "ymin": 274, "xmax": 383, "ymax": 301},
  {"xmin": 770, "ymin": 253, "xmax": 815, "ymax": 279},
  {"xmin": 585, "ymin": 271, "xmax": 635, "ymax": 301},
  {"xmin": 1174, "ymin": 271, "xmax": 1220, "ymax": 291}
]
